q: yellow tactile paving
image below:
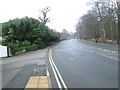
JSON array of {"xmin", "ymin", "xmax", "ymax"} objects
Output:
[
  {"xmin": 27, "ymin": 79, "xmax": 39, "ymax": 84},
  {"xmin": 38, "ymin": 84, "xmax": 49, "ymax": 88},
  {"xmin": 40, "ymin": 76, "xmax": 48, "ymax": 79},
  {"xmin": 25, "ymin": 84, "xmax": 38, "ymax": 88},
  {"xmin": 24, "ymin": 88, "xmax": 37, "ymax": 90},
  {"xmin": 25, "ymin": 76, "xmax": 40, "ymax": 87},
  {"xmin": 25, "ymin": 76, "xmax": 49, "ymax": 89},
  {"xmin": 39, "ymin": 80, "xmax": 48, "ymax": 84},
  {"xmin": 30, "ymin": 76, "xmax": 40, "ymax": 79}
]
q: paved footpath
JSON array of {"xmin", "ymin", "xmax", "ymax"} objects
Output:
[{"xmin": 2, "ymin": 48, "xmax": 51, "ymax": 89}]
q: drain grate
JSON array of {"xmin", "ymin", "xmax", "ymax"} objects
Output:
[
  {"xmin": 32, "ymin": 65, "xmax": 47, "ymax": 76},
  {"xmin": 32, "ymin": 69, "xmax": 46, "ymax": 76}
]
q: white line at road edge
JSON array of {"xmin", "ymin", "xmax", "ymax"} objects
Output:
[
  {"xmin": 49, "ymin": 49, "xmax": 62, "ymax": 89},
  {"xmin": 50, "ymin": 49, "xmax": 68, "ymax": 89},
  {"xmin": 49, "ymin": 49, "xmax": 68, "ymax": 90}
]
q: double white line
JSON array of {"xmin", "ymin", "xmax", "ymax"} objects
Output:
[{"xmin": 49, "ymin": 49, "xmax": 68, "ymax": 90}]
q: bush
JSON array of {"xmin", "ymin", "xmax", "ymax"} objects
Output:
[
  {"xmin": 26, "ymin": 44, "xmax": 39, "ymax": 51},
  {"xmin": 8, "ymin": 40, "xmax": 31, "ymax": 55},
  {"xmin": 38, "ymin": 41, "xmax": 46, "ymax": 48},
  {"xmin": 21, "ymin": 40, "xmax": 31, "ymax": 50},
  {"xmin": 34, "ymin": 38, "xmax": 46, "ymax": 48},
  {"xmin": 8, "ymin": 41, "xmax": 22, "ymax": 55},
  {"xmin": 2, "ymin": 17, "xmax": 60, "ymax": 56}
]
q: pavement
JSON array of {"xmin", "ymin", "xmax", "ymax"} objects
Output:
[{"xmin": 2, "ymin": 48, "xmax": 51, "ymax": 89}]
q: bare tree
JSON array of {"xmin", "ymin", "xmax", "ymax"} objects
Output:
[
  {"xmin": 117, "ymin": 1, "xmax": 120, "ymax": 43},
  {"xmin": 95, "ymin": 2, "xmax": 106, "ymax": 39},
  {"xmin": 39, "ymin": 7, "xmax": 50, "ymax": 24},
  {"xmin": 76, "ymin": 0, "xmax": 118, "ymax": 43}
]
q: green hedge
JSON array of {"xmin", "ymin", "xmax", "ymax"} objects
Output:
[{"xmin": 2, "ymin": 17, "xmax": 59, "ymax": 55}]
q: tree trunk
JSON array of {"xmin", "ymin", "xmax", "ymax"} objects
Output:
[
  {"xmin": 117, "ymin": 2, "xmax": 120, "ymax": 44},
  {"xmin": 96, "ymin": 2, "xmax": 106, "ymax": 39}
]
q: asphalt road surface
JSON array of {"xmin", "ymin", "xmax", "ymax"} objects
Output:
[{"xmin": 49, "ymin": 39, "xmax": 118, "ymax": 88}]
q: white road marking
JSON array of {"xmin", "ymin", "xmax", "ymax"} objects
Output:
[
  {"xmin": 49, "ymin": 49, "xmax": 62, "ymax": 89},
  {"xmin": 98, "ymin": 48, "xmax": 101, "ymax": 50},
  {"xmin": 46, "ymin": 70, "xmax": 50, "ymax": 76},
  {"xmin": 49, "ymin": 49, "xmax": 68, "ymax": 90},
  {"xmin": 86, "ymin": 49, "xmax": 94, "ymax": 53},
  {"xmin": 84, "ymin": 47, "xmax": 118, "ymax": 61},
  {"xmin": 98, "ymin": 48, "xmax": 117, "ymax": 54},
  {"xmin": 102, "ymin": 55, "xmax": 118, "ymax": 60},
  {"xmin": 103, "ymin": 49, "xmax": 110, "ymax": 52},
  {"xmin": 112, "ymin": 51, "xmax": 117, "ymax": 53},
  {"xmin": 34, "ymin": 68, "xmax": 36, "ymax": 71}
]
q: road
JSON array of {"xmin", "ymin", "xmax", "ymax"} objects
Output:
[
  {"xmin": 49, "ymin": 39, "xmax": 118, "ymax": 88},
  {"xmin": 1, "ymin": 39, "xmax": 118, "ymax": 89}
]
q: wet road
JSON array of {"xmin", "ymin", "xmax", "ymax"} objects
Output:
[{"xmin": 50, "ymin": 39, "xmax": 118, "ymax": 88}]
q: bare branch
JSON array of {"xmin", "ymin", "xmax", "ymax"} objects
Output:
[{"xmin": 39, "ymin": 7, "xmax": 50, "ymax": 24}]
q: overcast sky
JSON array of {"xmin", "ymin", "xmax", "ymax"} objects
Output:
[{"xmin": 0, "ymin": 0, "xmax": 91, "ymax": 32}]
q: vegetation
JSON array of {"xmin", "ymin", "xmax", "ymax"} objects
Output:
[
  {"xmin": 0, "ymin": 23, "xmax": 2, "ymax": 36},
  {"xmin": 0, "ymin": 23, "xmax": 2, "ymax": 44},
  {"xmin": 2, "ymin": 17, "xmax": 59, "ymax": 55},
  {"xmin": 76, "ymin": 1, "xmax": 118, "ymax": 43}
]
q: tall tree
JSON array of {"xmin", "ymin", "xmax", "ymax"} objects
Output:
[
  {"xmin": 94, "ymin": 2, "xmax": 106, "ymax": 39},
  {"xmin": 39, "ymin": 7, "xmax": 50, "ymax": 24},
  {"xmin": 76, "ymin": 0, "xmax": 118, "ymax": 43},
  {"xmin": 117, "ymin": 1, "xmax": 120, "ymax": 43}
]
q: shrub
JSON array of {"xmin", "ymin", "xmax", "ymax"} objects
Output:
[
  {"xmin": 21, "ymin": 40, "xmax": 31, "ymax": 50},
  {"xmin": 26, "ymin": 44, "xmax": 39, "ymax": 51},
  {"xmin": 2, "ymin": 17, "xmax": 60, "ymax": 55},
  {"xmin": 34, "ymin": 38, "xmax": 46, "ymax": 48},
  {"xmin": 8, "ymin": 41, "xmax": 22, "ymax": 55}
]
